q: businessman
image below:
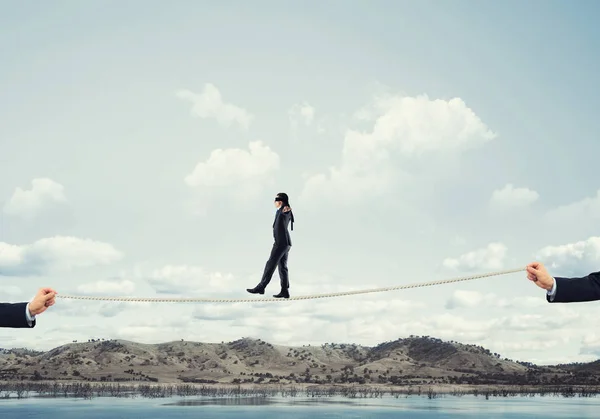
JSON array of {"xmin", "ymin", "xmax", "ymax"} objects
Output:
[
  {"xmin": 0, "ymin": 287, "xmax": 57, "ymax": 328},
  {"xmin": 527, "ymin": 261, "xmax": 600, "ymax": 303},
  {"xmin": 247, "ymin": 192, "xmax": 295, "ymax": 299}
]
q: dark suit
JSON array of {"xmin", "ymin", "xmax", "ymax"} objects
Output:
[
  {"xmin": 548, "ymin": 271, "xmax": 600, "ymax": 303},
  {"xmin": 257, "ymin": 207, "xmax": 293, "ymax": 290},
  {"xmin": 0, "ymin": 302, "xmax": 35, "ymax": 328}
]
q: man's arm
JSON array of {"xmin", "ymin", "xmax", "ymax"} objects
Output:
[
  {"xmin": 0, "ymin": 302, "xmax": 35, "ymax": 328},
  {"xmin": 0, "ymin": 288, "xmax": 57, "ymax": 329},
  {"xmin": 528, "ymin": 262, "xmax": 600, "ymax": 304},
  {"xmin": 549, "ymin": 272, "xmax": 600, "ymax": 303}
]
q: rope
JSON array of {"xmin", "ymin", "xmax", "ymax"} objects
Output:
[{"xmin": 55, "ymin": 266, "xmax": 525, "ymax": 303}]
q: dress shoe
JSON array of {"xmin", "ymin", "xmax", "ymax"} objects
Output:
[
  {"xmin": 273, "ymin": 290, "xmax": 290, "ymax": 299},
  {"xmin": 246, "ymin": 287, "xmax": 264, "ymax": 295}
]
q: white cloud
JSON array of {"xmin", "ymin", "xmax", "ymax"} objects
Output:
[
  {"xmin": 48, "ymin": 298, "xmax": 140, "ymax": 318},
  {"xmin": 442, "ymin": 242, "xmax": 507, "ymax": 272},
  {"xmin": 398, "ymin": 313, "xmax": 497, "ymax": 342},
  {"xmin": 447, "ymin": 291, "xmax": 552, "ymax": 311},
  {"xmin": 489, "ymin": 183, "xmax": 539, "ymax": 211},
  {"xmin": 3, "ymin": 178, "xmax": 66, "ymax": 218},
  {"xmin": 544, "ymin": 189, "xmax": 600, "ymax": 223},
  {"xmin": 0, "ymin": 236, "xmax": 122, "ymax": 276},
  {"xmin": 77, "ymin": 279, "xmax": 136, "ymax": 296},
  {"xmin": 495, "ymin": 296, "xmax": 546, "ymax": 309},
  {"xmin": 141, "ymin": 264, "xmax": 237, "ymax": 296},
  {"xmin": 192, "ymin": 303, "xmax": 253, "ymax": 321},
  {"xmin": 488, "ymin": 339, "xmax": 561, "ymax": 352},
  {"xmin": 534, "ymin": 236, "xmax": 600, "ymax": 276},
  {"xmin": 97, "ymin": 302, "xmax": 132, "ymax": 318},
  {"xmin": 311, "ymin": 298, "xmax": 425, "ymax": 322},
  {"xmin": 495, "ymin": 311, "xmax": 581, "ymax": 331},
  {"xmin": 184, "ymin": 140, "xmax": 280, "ymax": 205},
  {"xmin": 581, "ymin": 333, "xmax": 600, "ymax": 356},
  {"xmin": 176, "ymin": 83, "xmax": 253, "ymax": 130},
  {"xmin": 430, "ymin": 313, "xmax": 497, "ymax": 334},
  {"xmin": 0, "ymin": 285, "xmax": 24, "ymax": 300},
  {"xmin": 299, "ymin": 93, "xmax": 496, "ymax": 205},
  {"xmin": 445, "ymin": 290, "xmax": 486, "ymax": 309},
  {"xmin": 288, "ymin": 101, "xmax": 315, "ymax": 128}
]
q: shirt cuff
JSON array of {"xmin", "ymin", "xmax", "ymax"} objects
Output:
[
  {"xmin": 25, "ymin": 303, "xmax": 36, "ymax": 325},
  {"xmin": 546, "ymin": 277, "xmax": 557, "ymax": 300}
]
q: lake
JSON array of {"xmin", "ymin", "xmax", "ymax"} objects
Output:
[{"xmin": 0, "ymin": 394, "xmax": 599, "ymax": 418}]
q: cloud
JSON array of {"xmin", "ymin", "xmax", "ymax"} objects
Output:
[
  {"xmin": 176, "ymin": 83, "xmax": 253, "ymax": 130},
  {"xmin": 580, "ymin": 333, "xmax": 600, "ymax": 357},
  {"xmin": 495, "ymin": 296, "xmax": 546, "ymax": 309},
  {"xmin": 299, "ymin": 92, "xmax": 496, "ymax": 205},
  {"xmin": 446, "ymin": 291, "xmax": 552, "ymax": 311},
  {"xmin": 489, "ymin": 183, "xmax": 539, "ymax": 211},
  {"xmin": 487, "ymin": 339, "xmax": 561, "ymax": 352},
  {"xmin": 141, "ymin": 264, "xmax": 237, "ymax": 296},
  {"xmin": 184, "ymin": 140, "xmax": 280, "ymax": 205},
  {"xmin": 0, "ymin": 285, "xmax": 25, "ymax": 300},
  {"xmin": 445, "ymin": 290, "xmax": 487, "ymax": 309},
  {"xmin": 398, "ymin": 313, "xmax": 498, "ymax": 342},
  {"xmin": 442, "ymin": 242, "xmax": 507, "ymax": 272},
  {"xmin": 113, "ymin": 316, "xmax": 192, "ymax": 343},
  {"xmin": 544, "ymin": 189, "xmax": 600, "ymax": 223},
  {"xmin": 310, "ymin": 298, "xmax": 424, "ymax": 322},
  {"xmin": 3, "ymin": 178, "xmax": 66, "ymax": 219},
  {"xmin": 192, "ymin": 303, "xmax": 250, "ymax": 321},
  {"xmin": 495, "ymin": 310, "xmax": 581, "ymax": 331},
  {"xmin": 77, "ymin": 279, "xmax": 136, "ymax": 296},
  {"xmin": 0, "ymin": 236, "xmax": 123, "ymax": 276},
  {"xmin": 288, "ymin": 102, "xmax": 315, "ymax": 128},
  {"xmin": 188, "ymin": 292, "xmax": 423, "ymax": 327},
  {"xmin": 49, "ymin": 298, "xmax": 139, "ymax": 318},
  {"xmin": 534, "ymin": 236, "xmax": 600, "ymax": 276},
  {"xmin": 97, "ymin": 302, "xmax": 132, "ymax": 318}
]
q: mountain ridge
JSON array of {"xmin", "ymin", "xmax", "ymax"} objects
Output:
[{"xmin": 1, "ymin": 335, "xmax": 598, "ymax": 386}]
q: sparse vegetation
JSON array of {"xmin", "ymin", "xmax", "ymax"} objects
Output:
[{"xmin": 1, "ymin": 335, "xmax": 599, "ymax": 396}]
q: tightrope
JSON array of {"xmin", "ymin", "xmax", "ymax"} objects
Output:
[{"xmin": 55, "ymin": 266, "xmax": 525, "ymax": 303}]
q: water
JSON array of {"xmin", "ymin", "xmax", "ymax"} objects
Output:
[{"xmin": 1, "ymin": 395, "xmax": 599, "ymax": 418}]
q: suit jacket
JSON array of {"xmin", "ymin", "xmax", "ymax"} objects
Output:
[
  {"xmin": 0, "ymin": 302, "xmax": 35, "ymax": 328},
  {"xmin": 273, "ymin": 207, "xmax": 293, "ymax": 247},
  {"xmin": 548, "ymin": 271, "xmax": 600, "ymax": 303}
]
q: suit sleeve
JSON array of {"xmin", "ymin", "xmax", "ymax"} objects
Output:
[
  {"xmin": 548, "ymin": 271, "xmax": 600, "ymax": 303},
  {"xmin": 0, "ymin": 302, "xmax": 36, "ymax": 328}
]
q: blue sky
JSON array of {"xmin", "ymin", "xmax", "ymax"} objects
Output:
[{"xmin": 1, "ymin": 0, "xmax": 600, "ymax": 365}]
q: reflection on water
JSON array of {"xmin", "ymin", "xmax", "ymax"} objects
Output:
[
  {"xmin": 1, "ymin": 394, "xmax": 600, "ymax": 418},
  {"xmin": 164, "ymin": 397, "xmax": 376, "ymax": 407},
  {"xmin": 165, "ymin": 397, "xmax": 276, "ymax": 406}
]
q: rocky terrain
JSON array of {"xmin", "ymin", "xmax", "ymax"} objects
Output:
[{"xmin": 0, "ymin": 335, "xmax": 598, "ymax": 386}]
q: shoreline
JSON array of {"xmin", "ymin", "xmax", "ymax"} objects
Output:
[{"xmin": 1, "ymin": 381, "xmax": 599, "ymax": 400}]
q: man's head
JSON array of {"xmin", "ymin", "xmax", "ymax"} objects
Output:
[{"xmin": 274, "ymin": 192, "xmax": 289, "ymax": 209}]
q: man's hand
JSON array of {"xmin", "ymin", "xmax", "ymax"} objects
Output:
[
  {"xmin": 526, "ymin": 262, "xmax": 554, "ymax": 291},
  {"xmin": 283, "ymin": 206, "xmax": 291, "ymax": 212},
  {"xmin": 28, "ymin": 288, "xmax": 58, "ymax": 316}
]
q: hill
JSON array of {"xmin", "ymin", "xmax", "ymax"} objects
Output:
[{"xmin": 0, "ymin": 335, "xmax": 598, "ymax": 386}]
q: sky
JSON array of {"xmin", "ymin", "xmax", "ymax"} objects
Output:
[{"xmin": 1, "ymin": 0, "xmax": 600, "ymax": 366}]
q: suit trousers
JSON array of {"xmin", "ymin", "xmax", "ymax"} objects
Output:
[{"xmin": 259, "ymin": 243, "xmax": 291, "ymax": 289}]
